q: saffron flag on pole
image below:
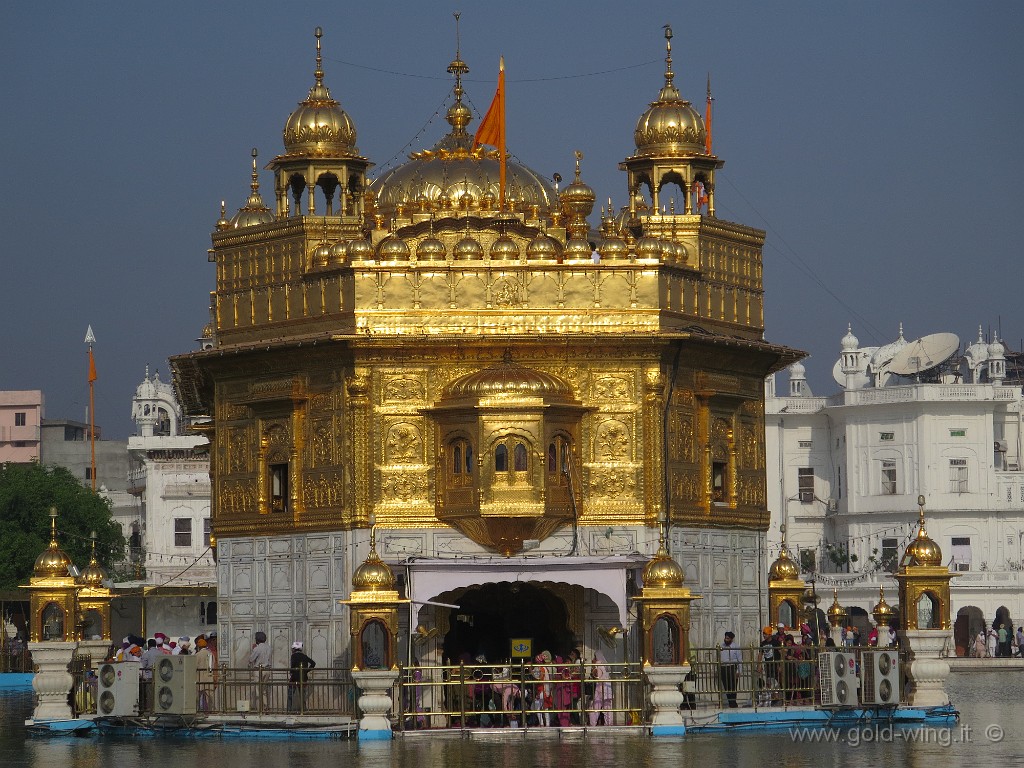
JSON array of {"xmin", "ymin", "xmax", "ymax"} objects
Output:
[{"xmin": 474, "ymin": 56, "xmax": 506, "ymax": 208}]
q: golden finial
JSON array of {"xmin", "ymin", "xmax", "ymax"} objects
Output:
[
  {"xmin": 49, "ymin": 506, "xmax": 58, "ymax": 546},
  {"xmin": 447, "ymin": 13, "xmax": 469, "ymax": 95},
  {"xmin": 574, "ymin": 150, "xmax": 583, "ymax": 181},
  {"xmin": 663, "ymin": 24, "xmax": 674, "ymax": 85},
  {"xmin": 314, "ymin": 26, "xmax": 324, "ymax": 86},
  {"xmin": 917, "ymin": 494, "xmax": 927, "ymax": 536},
  {"xmin": 250, "ymin": 148, "xmax": 260, "ymax": 194}
]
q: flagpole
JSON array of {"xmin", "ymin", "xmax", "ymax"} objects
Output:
[
  {"xmin": 498, "ymin": 55, "xmax": 506, "ymax": 210},
  {"xmin": 85, "ymin": 326, "xmax": 97, "ymax": 491}
]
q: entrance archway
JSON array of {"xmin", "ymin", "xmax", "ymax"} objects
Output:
[{"xmin": 440, "ymin": 582, "xmax": 574, "ymax": 664}]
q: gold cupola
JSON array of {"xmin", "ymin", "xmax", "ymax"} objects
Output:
[
  {"xmin": 895, "ymin": 496, "xmax": 955, "ymax": 631},
  {"xmin": 619, "ymin": 26, "xmax": 723, "ymax": 216},
  {"xmin": 561, "ymin": 150, "xmax": 595, "ymax": 239},
  {"xmin": 267, "ymin": 27, "xmax": 371, "ymax": 219},
  {"xmin": 767, "ymin": 523, "xmax": 807, "ymax": 630},
  {"xmin": 282, "ymin": 27, "xmax": 357, "ymax": 157},
  {"xmin": 22, "ymin": 508, "xmax": 81, "ymax": 642},
  {"xmin": 633, "ymin": 27, "xmax": 706, "ymax": 156},
  {"xmin": 351, "ymin": 525, "xmax": 397, "ymax": 594},
  {"xmin": 634, "ymin": 525, "xmax": 700, "ymax": 665}
]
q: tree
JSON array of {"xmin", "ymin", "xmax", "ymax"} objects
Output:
[{"xmin": 0, "ymin": 462, "xmax": 125, "ymax": 590}]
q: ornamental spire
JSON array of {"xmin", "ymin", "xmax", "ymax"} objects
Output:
[{"xmin": 658, "ymin": 24, "xmax": 681, "ymax": 101}]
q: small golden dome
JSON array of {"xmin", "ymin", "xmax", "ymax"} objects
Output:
[
  {"xmin": 564, "ymin": 238, "xmax": 592, "ymax": 261},
  {"xmin": 378, "ymin": 236, "xmax": 411, "ymax": 261},
  {"xmin": 215, "ymin": 201, "xmax": 231, "ymax": 231},
  {"xmin": 282, "ymin": 29, "xmax": 357, "ymax": 157},
  {"xmin": 872, "ymin": 587, "xmax": 894, "ymax": 621},
  {"xmin": 526, "ymin": 232, "xmax": 562, "ymax": 261},
  {"xmin": 443, "ymin": 357, "xmax": 574, "ymax": 400},
  {"xmin": 633, "ymin": 27, "xmax": 706, "ymax": 156},
  {"xmin": 34, "ymin": 543, "xmax": 73, "ymax": 579},
  {"xmin": 905, "ymin": 531, "xmax": 942, "ymax": 567},
  {"xmin": 347, "ymin": 238, "xmax": 374, "ymax": 262},
  {"xmin": 905, "ymin": 497, "xmax": 942, "ymax": 566},
  {"xmin": 599, "ymin": 235, "xmax": 628, "ymax": 261},
  {"xmin": 827, "ymin": 590, "xmax": 846, "ymax": 625},
  {"xmin": 80, "ymin": 555, "xmax": 109, "ymax": 588},
  {"xmin": 768, "ymin": 549, "xmax": 800, "ymax": 581},
  {"xmin": 453, "ymin": 235, "xmax": 484, "ymax": 260},
  {"xmin": 561, "ymin": 151, "xmax": 596, "ymax": 219},
  {"xmin": 230, "ymin": 148, "xmax": 275, "ymax": 228},
  {"xmin": 313, "ymin": 242, "xmax": 332, "ymax": 268},
  {"xmin": 329, "ymin": 240, "xmax": 348, "ymax": 265},
  {"xmin": 636, "ymin": 236, "xmax": 663, "ymax": 260},
  {"xmin": 351, "ymin": 549, "xmax": 396, "ymax": 592},
  {"xmin": 642, "ymin": 541, "xmax": 685, "ymax": 589},
  {"xmin": 490, "ymin": 234, "xmax": 520, "ymax": 260},
  {"xmin": 416, "ymin": 236, "xmax": 446, "ymax": 260}
]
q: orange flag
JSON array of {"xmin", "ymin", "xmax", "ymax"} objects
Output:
[
  {"xmin": 474, "ymin": 57, "xmax": 506, "ymax": 208},
  {"xmin": 88, "ymin": 346, "xmax": 97, "ymax": 383}
]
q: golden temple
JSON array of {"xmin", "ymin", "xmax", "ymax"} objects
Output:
[{"xmin": 171, "ymin": 24, "xmax": 800, "ymax": 666}]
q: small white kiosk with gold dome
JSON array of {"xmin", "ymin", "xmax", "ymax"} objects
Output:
[
  {"xmin": 895, "ymin": 495, "xmax": 955, "ymax": 707},
  {"xmin": 21, "ymin": 509, "xmax": 81, "ymax": 722},
  {"xmin": 633, "ymin": 525, "xmax": 699, "ymax": 735},
  {"xmin": 341, "ymin": 519, "xmax": 408, "ymax": 740},
  {"xmin": 767, "ymin": 524, "xmax": 807, "ymax": 631}
]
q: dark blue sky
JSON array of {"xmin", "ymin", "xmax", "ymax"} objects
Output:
[{"xmin": 2, "ymin": 2, "xmax": 1022, "ymax": 437}]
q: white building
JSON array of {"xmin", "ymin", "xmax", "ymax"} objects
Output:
[
  {"xmin": 766, "ymin": 325, "xmax": 1024, "ymax": 654},
  {"xmin": 127, "ymin": 367, "xmax": 215, "ymax": 589}
]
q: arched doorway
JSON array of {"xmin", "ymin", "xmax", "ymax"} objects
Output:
[
  {"xmin": 440, "ymin": 582, "xmax": 574, "ymax": 664},
  {"xmin": 955, "ymin": 606, "xmax": 985, "ymax": 656}
]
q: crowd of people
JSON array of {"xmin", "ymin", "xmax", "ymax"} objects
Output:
[
  {"xmin": 405, "ymin": 648, "xmax": 616, "ymax": 728},
  {"xmin": 971, "ymin": 623, "xmax": 1023, "ymax": 658}
]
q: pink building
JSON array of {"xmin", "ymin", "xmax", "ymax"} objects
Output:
[{"xmin": 0, "ymin": 390, "xmax": 44, "ymax": 462}]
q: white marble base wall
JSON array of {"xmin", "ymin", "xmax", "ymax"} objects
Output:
[{"xmin": 217, "ymin": 531, "xmax": 353, "ymax": 669}]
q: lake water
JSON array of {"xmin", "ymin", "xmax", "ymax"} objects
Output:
[{"xmin": 1, "ymin": 672, "xmax": 1019, "ymax": 767}]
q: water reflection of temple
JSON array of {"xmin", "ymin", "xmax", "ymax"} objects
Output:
[{"xmin": 170, "ymin": 24, "xmax": 799, "ymax": 671}]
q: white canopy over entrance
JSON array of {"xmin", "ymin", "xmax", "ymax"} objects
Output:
[{"xmin": 404, "ymin": 555, "xmax": 646, "ymax": 627}]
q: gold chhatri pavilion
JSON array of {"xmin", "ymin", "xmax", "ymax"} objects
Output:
[{"xmin": 171, "ymin": 24, "xmax": 800, "ymax": 667}]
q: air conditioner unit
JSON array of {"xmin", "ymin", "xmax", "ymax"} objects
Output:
[
  {"xmin": 995, "ymin": 440, "xmax": 1008, "ymax": 452},
  {"xmin": 818, "ymin": 652, "xmax": 857, "ymax": 707},
  {"xmin": 956, "ymin": 562, "xmax": 971, "ymax": 572},
  {"xmin": 827, "ymin": 499, "xmax": 839, "ymax": 513},
  {"xmin": 154, "ymin": 655, "xmax": 198, "ymax": 716},
  {"xmin": 860, "ymin": 649, "xmax": 900, "ymax": 706},
  {"xmin": 97, "ymin": 661, "xmax": 140, "ymax": 718}
]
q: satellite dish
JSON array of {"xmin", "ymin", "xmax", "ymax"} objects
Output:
[
  {"xmin": 832, "ymin": 348, "xmax": 877, "ymax": 387},
  {"xmin": 887, "ymin": 333, "xmax": 960, "ymax": 376}
]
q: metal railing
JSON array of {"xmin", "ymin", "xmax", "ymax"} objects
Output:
[
  {"xmin": 196, "ymin": 666, "xmax": 358, "ymax": 717},
  {"xmin": 0, "ymin": 648, "xmax": 33, "ymax": 673},
  {"xmin": 394, "ymin": 660, "xmax": 646, "ymax": 731},
  {"xmin": 685, "ymin": 644, "xmax": 908, "ymax": 710}
]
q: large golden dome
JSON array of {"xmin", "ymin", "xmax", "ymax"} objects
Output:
[
  {"xmin": 633, "ymin": 27, "xmax": 706, "ymax": 156},
  {"xmin": 282, "ymin": 28, "xmax": 358, "ymax": 157},
  {"xmin": 442, "ymin": 357, "xmax": 574, "ymax": 401},
  {"xmin": 371, "ymin": 54, "xmax": 555, "ymax": 221}
]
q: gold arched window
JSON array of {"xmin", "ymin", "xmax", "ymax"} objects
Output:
[
  {"xmin": 448, "ymin": 438, "xmax": 474, "ymax": 487},
  {"xmin": 547, "ymin": 436, "xmax": 572, "ymax": 486},
  {"xmin": 493, "ymin": 437, "xmax": 530, "ymax": 481}
]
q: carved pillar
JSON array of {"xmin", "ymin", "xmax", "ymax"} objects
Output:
[
  {"xmin": 347, "ymin": 373, "xmax": 372, "ymax": 526},
  {"xmin": 28, "ymin": 642, "xmax": 78, "ymax": 722}
]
